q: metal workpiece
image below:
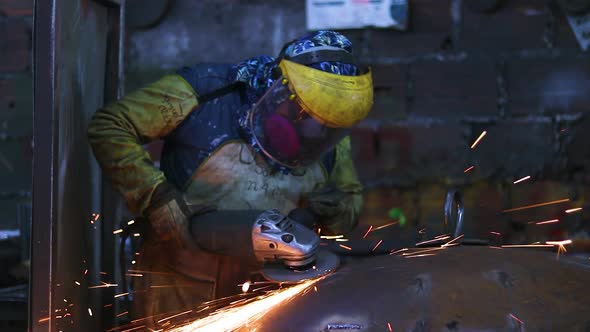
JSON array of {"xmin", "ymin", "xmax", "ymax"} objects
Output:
[{"xmin": 243, "ymin": 246, "xmax": 590, "ymax": 332}]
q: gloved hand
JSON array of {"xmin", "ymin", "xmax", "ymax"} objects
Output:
[
  {"xmin": 144, "ymin": 182, "xmax": 215, "ymax": 246},
  {"xmin": 306, "ymin": 185, "xmax": 347, "ymax": 218},
  {"xmin": 293, "ymin": 185, "xmax": 360, "ymax": 236}
]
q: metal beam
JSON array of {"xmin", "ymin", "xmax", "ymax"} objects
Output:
[{"xmin": 30, "ymin": 0, "xmax": 57, "ymax": 329}]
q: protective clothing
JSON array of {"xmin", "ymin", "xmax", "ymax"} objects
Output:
[
  {"xmin": 88, "ymin": 30, "xmax": 369, "ymax": 328},
  {"xmin": 144, "ymin": 181, "xmax": 214, "ymax": 246},
  {"xmin": 249, "ymin": 60, "xmax": 372, "ymax": 168}
]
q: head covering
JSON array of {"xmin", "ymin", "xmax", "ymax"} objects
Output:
[
  {"xmin": 229, "ymin": 30, "xmax": 359, "ymax": 103},
  {"xmin": 230, "ymin": 31, "xmax": 362, "ymax": 173}
]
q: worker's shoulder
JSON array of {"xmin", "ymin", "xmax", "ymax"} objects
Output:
[{"xmin": 176, "ymin": 63, "xmax": 235, "ymax": 96}]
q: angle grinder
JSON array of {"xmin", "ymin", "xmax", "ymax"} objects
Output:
[{"xmin": 190, "ymin": 209, "xmax": 339, "ymax": 283}]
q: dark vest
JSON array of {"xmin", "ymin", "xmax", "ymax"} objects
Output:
[{"xmin": 160, "ymin": 64, "xmax": 335, "ymax": 190}]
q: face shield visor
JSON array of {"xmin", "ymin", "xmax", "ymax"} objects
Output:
[{"xmin": 248, "ymin": 59, "xmax": 373, "ymax": 169}]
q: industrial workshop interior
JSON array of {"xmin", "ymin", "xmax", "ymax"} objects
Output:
[{"xmin": 2, "ymin": 0, "xmax": 590, "ymax": 331}]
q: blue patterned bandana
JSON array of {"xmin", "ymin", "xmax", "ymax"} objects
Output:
[{"xmin": 229, "ymin": 30, "xmax": 358, "ymax": 173}]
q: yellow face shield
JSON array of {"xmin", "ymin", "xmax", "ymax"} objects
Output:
[
  {"xmin": 278, "ymin": 59, "xmax": 373, "ymax": 128},
  {"xmin": 248, "ymin": 60, "xmax": 373, "ymax": 168}
]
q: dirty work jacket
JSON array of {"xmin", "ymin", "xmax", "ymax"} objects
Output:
[{"xmin": 87, "ymin": 64, "xmax": 364, "ymax": 317}]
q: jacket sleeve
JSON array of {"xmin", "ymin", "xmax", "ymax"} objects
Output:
[
  {"xmin": 88, "ymin": 74, "xmax": 199, "ymax": 215},
  {"xmin": 321, "ymin": 136, "xmax": 364, "ymax": 235}
]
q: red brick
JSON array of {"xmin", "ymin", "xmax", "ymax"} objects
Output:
[
  {"xmin": 506, "ymin": 57, "xmax": 590, "ymax": 115},
  {"xmin": 0, "ymin": 0, "xmax": 33, "ymax": 16},
  {"xmin": 460, "ymin": 0, "xmax": 547, "ymax": 51},
  {"xmin": 0, "ymin": 20, "xmax": 31, "ymax": 72},
  {"xmin": 411, "ymin": 60, "xmax": 497, "ymax": 117}
]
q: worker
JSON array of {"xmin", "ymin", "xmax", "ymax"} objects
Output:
[{"xmin": 88, "ymin": 30, "xmax": 373, "ymax": 326}]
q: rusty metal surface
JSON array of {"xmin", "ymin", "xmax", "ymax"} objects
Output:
[{"xmin": 247, "ymin": 247, "xmax": 590, "ymax": 332}]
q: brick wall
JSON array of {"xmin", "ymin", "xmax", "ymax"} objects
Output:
[
  {"xmin": 127, "ymin": 0, "xmax": 590, "ymax": 244},
  {"xmin": 347, "ymin": 1, "xmax": 590, "ymax": 243},
  {"xmin": 0, "ymin": 0, "xmax": 33, "ymax": 233}
]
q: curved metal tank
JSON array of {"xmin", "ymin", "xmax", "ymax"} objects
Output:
[{"xmin": 243, "ymin": 246, "xmax": 590, "ymax": 331}]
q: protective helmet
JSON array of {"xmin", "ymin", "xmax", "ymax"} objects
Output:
[{"xmin": 248, "ymin": 33, "xmax": 373, "ymax": 169}]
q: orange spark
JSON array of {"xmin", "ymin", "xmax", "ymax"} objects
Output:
[
  {"xmin": 372, "ymin": 240, "xmax": 383, "ymax": 252},
  {"xmin": 442, "ymin": 234, "xmax": 464, "ymax": 247},
  {"xmin": 566, "ymin": 208, "xmax": 582, "ymax": 214},
  {"xmin": 121, "ymin": 326, "xmax": 146, "ymax": 332},
  {"xmin": 546, "ymin": 239, "xmax": 572, "ymax": 246},
  {"xmin": 390, "ymin": 248, "xmax": 408, "ymax": 255},
  {"xmin": 402, "ymin": 247, "xmax": 444, "ymax": 256},
  {"xmin": 114, "ymin": 292, "xmax": 129, "ymax": 298},
  {"xmin": 113, "ymin": 229, "xmax": 123, "ymax": 235},
  {"xmin": 502, "ymin": 198, "xmax": 570, "ymax": 213},
  {"xmin": 314, "ymin": 286, "xmax": 318, "ymax": 292},
  {"xmin": 464, "ymin": 166, "xmax": 474, "ymax": 173},
  {"xmin": 125, "ymin": 273, "xmax": 143, "ymax": 277},
  {"xmin": 88, "ymin": 308, "xmax": 93, "ymax": 316},
  {"xmin": 127, "ymin": 219, "xmax": 135, "ymax": 225},
  {"xmin": 157, "ymin": 310, "xmax": 193, "ymax": 324},
  {"xmin": 416, "ymin": 236, "xmax": 450, "ymax": 246},
  {"xmin": 242, "ymin": 281, "xmax": 251, "ymax": 293},
  {"xmin": 74, "ymin": 281, "xmax": 80, "ymax": 286},
  {"xmin": 489, "ymin": 231, "xmax": 502, "ymax": 236},
  {"xmin": 533, "ymin": 219, "xmax": 559, "ymax": 225},
  {"xmin": 372, "ymin": 222, "xmax": 398, "ymax": 231},
  {"xmin": 513, "ymin": 176, "xmax": 531, "ymax": 184},
  {"xmin": 339, "ymin": 244, "xmax": 352, "ymax": 250},
  {"xmin": 133, "ymin": 233, "xmax": 141, "ymax": 237},
  {"xmin": 488, "ymin": 246, "xmax": 503, "ymax": 249},
  {"xmin": 509, "ymin": 313, "xmax": 524, "ymax": 325},
  {"xmin": 501, "ymin": 244, "xmax": 553, "ymax": 248},
  {"xmin": 405, "ymin": 253, "xmax": 437, "ymax": 258},
  {"xmin": 320, "ymin": 235, "xmax": 344, "ymax": 240},
  {"xmin": 168, "ymin": 279, "xmax": 317, "ymax": 332},
  {"xmin": 362, "ymin": 225, "xmax": 373, "ymax": 239},
  {"xmin": 116, "ymin": 311, "xmax": 129, "ymax": 317},
  {"xmin": 38, "ymin": 317, "xmax": 50, "ymax": 323},
  {"xmin": 88, "ymin": 283, "xmax": 118, "ymax": 289},
  {"xmin": 388, "ymin": 322, "xmax": 393, "ymax": 331},
  {"xmin": 470, "ymin": 131, "xmax": 487, "ymax": 149}
]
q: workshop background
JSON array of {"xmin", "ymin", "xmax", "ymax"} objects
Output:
[{"xmin": 0, "ymin": 0, "xmax": 590, "ymax": 330}]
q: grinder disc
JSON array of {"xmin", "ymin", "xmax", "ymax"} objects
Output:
[{"xmin": 262, "ymin": 249, "xmax": 340, "ymax": 283}]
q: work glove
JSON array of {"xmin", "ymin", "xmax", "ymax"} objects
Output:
[
  {"xmin": 306, "ymin": 185, "xmax": 347, "ymax": 218},
  {"xmin": 289, "ymin": 186, "xmax": 354, "ymax": 235},
  {"xmin": 144, "ymin": 182, "xmax": 215, "ymax": 246}
]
